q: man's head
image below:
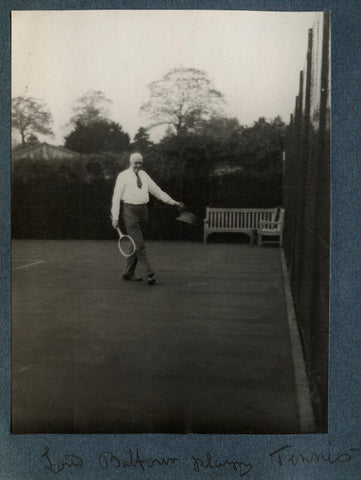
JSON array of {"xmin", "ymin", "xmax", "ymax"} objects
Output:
[{"xmin": 130, "ymin": 152, "xmax": 143, "ymax": 173}]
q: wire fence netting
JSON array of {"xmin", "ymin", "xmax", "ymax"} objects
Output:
[{"xmin": 283, "ymin": 12, "xmax": 330, "ymax": 430}]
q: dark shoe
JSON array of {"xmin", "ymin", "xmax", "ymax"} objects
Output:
[
  {"xmin": 122, "ymin": 274, "xmax": 142, "ymax": 281},
  {"xmin": 147, "ymin": 274, "xmax": 156, "ymax": 286}
]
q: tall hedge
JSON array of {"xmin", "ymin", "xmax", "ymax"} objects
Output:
[{"xmin": 12, "ymin": 125, "xmax": 283, "ymax": 240}]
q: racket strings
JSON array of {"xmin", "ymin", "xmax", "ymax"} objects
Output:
[{"xmin": 119, "ymin": 236, "xmax": 135, "ymax": 256}]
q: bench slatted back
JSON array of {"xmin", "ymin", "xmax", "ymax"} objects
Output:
[{"xmin": 207, "ymin": 208, "xmax": 274, "ymax": 230}]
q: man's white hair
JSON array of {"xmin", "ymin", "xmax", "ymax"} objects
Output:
[{"xmin": 130, "ymin": 152, "xmax": 143, "ymax": 164}]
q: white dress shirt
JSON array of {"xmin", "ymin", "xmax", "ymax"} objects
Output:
[{"xmin": 111, "ymin": 167, "xmax": 177, "ymax": 220}]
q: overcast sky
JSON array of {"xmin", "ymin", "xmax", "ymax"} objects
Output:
[{"xmin": 12, "ymin": 10, "xmax": 318, "ymax": 144}]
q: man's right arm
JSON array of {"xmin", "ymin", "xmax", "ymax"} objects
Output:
[{"xmin": 111, "ymin": 173, "xmax": 125, "ymax": 227}]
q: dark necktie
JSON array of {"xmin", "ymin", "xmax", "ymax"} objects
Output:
[{"xmin": 136, "ymin": 172, "xmax": 142, "ymax": 189}]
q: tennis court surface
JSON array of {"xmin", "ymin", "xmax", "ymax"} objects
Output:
[{"xmin": 12, "ymin": 239, "xmax": 311, "ymax": 434}]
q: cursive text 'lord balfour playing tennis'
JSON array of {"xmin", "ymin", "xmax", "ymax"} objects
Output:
[{"xmin": 40, "ymin": 445, "xmax": 361, "ymax": 476}]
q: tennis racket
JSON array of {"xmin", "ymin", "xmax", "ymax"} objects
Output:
[{"xmin": 116, "ymin": 227, "xmax": 136, "ymax": 257}]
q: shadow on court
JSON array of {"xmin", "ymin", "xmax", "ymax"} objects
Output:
[{"xmin": 12, "ymin": 240, "xmax": 301, "ymax": 434}]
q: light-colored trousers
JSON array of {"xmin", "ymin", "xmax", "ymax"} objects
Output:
[{"xmin": 122, "ymin": 203, "xmax": 153, "ymax": 277}]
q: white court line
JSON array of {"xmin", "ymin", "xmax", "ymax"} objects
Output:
[
  {"xmin": 280, "ymin": 248, "xmax": 316, "ymax": 433},
  {"xmin": 12, "ymin": 260, "xmax": 44, "ymax": 271},
  {"xmin": 15, "ymin": 364, "xmax": 36, "ymax": 374},
  {"xmin": 13, "ymin": 258, "xmax": 43, "ymax": 261}
]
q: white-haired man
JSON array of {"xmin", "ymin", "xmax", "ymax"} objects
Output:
[{"xmin": 111, "ymin": 152, "xmax": 184, "ymax": 285}]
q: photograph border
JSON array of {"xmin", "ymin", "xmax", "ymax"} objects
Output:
[{"xmin": 1, "ymin": 0, "xmax": 360, "ymax": 478}]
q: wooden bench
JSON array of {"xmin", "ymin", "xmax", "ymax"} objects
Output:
[{"xmin": 203, "ymin": 207, "xmax": 278, "ymax": 244}]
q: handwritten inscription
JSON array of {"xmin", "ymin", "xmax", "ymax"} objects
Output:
[
  {"xmin": 99, "ymin": 448, "xmax": 178, "ymax": 471},
  {"xmin": 41, "ymin": 445, "xmax": 361, "ymax": 476},
  {"xmin": 41, "ymin": 447, "xmax": 83, "ymax": 474},
  {"xmin": 269, "ymin": 445, "xmax": 361, "ymax": 467},
  {"xmin": 192, "ymin": 452, "xmax": 253, "ymax": 477}
]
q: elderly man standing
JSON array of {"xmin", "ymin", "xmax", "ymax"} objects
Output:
[{"xmin": 111, "ymin": 152, "xmax": 184, "ymax": 285}]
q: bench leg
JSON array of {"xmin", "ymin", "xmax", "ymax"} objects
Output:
[{"xmin": 251, "ymin": 229, "xmax": 258, "ymax": 245}]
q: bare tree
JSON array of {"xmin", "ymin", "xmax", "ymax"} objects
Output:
[
  {"xmin": 12, "ymin": 96, "xmax": 53, "ymax": 145},
  {"xmin": 69, "ymin": 90, "xmax": 112, "ymax": 126},
  {"xmin": 140, "ymin": 67, "xmax": 225, "ymax": 137}
]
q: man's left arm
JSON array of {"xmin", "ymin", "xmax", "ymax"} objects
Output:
[{"xmin": 146, "ymin": 173, "xmax": 183, "ymax": 208}]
